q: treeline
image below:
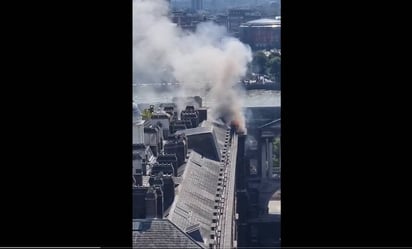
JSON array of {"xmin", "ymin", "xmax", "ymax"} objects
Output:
[{"xmin": 249, "ymin": 50, "xmax": 281, "ymax": 81}]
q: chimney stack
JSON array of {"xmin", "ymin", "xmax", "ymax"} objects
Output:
[
  {"xmin": 135, "ymin": 170, "xmax": 143, "ymax": 186},
  {"xmin": 154, "ymin": 186, "xmax": 164, "ymax": 218},
  {"xmin": 145, "ymin": 187, "xmax": 157, "ymax": 218}
]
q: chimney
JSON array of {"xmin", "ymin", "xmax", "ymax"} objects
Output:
[
  {"xmin": 150, "ymin": 111, "xmax": 171, "ymax": 138},
  {"xmin": 164, "ymin": 134, "xmax": 187, "ymax": 167},
  {"xmin": 149, "ymin": 173, "xmax": 165, "ymax": 188},
  {"xmin": 142, "ymin": 162, "xmax": 147, "ymax": 176},
  {"xmin": 135, "ymin": 171, "xmax": 143, "ymax": 186},
  {"xmin": 197, "ymin": 108, "xmax": 207, "ymax": 123},
  {"xmin": 162, "ymin": 175, "xmax": 175, "ymax": 210},
  {"xmin": 181, "ymin": 109, "xmax": 199, "ymax": 128},
  {"xmin": 194, "ymin": 96, "xmax": 202, "ymax": 107},
  {"xmin": 157, "ymin": 154, "xmax": 178, "ymax": 176},
  {"xmin": 163, "ymin": 106, "xmax": 175, "ymax": 117},
  {"xmin": 185, "ymin": 105, "xmax": 195, "ymax": 112},
  {"xmin": 133, "ymin": 186, "xmax": 148, "ymax": 219},
  {"xmin": 144, "ymin": 125, "xmax": 162, "ymax": 157},
  {"xmin": 148, "ymin": 174, "xmax": 165, "ymax": 218},
  {"xmin": 151, "ymin": 162, "xmax": 175, "ymax": 176},
  {"xmin": 145, "ymin": 187, "xmax": 157, "ymax": 218},
  {"xmin": 154, "ymin": 186, "xmax": 164, "ymax": 218}
]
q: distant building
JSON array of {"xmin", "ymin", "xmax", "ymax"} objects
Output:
[
  {"xmin": 191, "ymin": 0, "xmax": 203, "ymax": 11},
  {"xmin": 227, "ymin": 9, "xmax": 262, "ymax": 37},
  {"xmin": 171, "ymin": 10, "xmax": 204, "ymax": 32},
  {"xmin": 211, "ymin": 13, "xmax": 228, "ymax": 27},
  {"xmin": 240, "ymin": 17, "xmax": 281, "ymax": 50}
]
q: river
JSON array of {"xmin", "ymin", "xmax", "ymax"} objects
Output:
[{"xmin": 133, "ymin": 85, "xmax": 280, "ymax": 107}]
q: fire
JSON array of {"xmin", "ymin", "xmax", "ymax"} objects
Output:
[
  {"xmin": 231, "ymin": 119, "xmax": 239, "ymax": 129},
  {"xmin": 230, "ymin": 119, "xmax": 244, "ymax": 134}
]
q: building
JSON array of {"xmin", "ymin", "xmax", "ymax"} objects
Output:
[
  {"xmin": 133, "ymin": 120, "xmax": 145, "ymax": 145},
  {"xmin": 132, "ymin": 100, "xmax": 282, "ymax": 248},
  {"xmin": 132, "ymin": 98, "xmax": 242, "ymax": 248},
  {"xmin": 236, "ymin": 106, "xmax": 281, "ymax": 247},
  {"xmin": 227, "ymin": 9, "xmax": 262, "ymax": 37},
  {"xmin": 211, "ymin": 13, "xmax": 228, "ymax": 27},
  {"xmin": 133, "ymin": 219, "xmax": 203, "ymax": 248},
  {"xmin": 133, "ymin": 102, "xmax": 145, "ymax": 144},
  {"xmin": 239, "ymin": 17, "xmax": 281, "ymax": 50},
  {"xmin": 171, "ymin": 11, "xmax": 204, "ymax": 32},
  {"xmin": 191, "ymin": 0, "xmax": 203, "ymax": 11}
]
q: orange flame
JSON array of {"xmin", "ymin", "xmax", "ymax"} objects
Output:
[{"xmin": 231, "ymin": 119, "xmax": 244, "ymax": 134}]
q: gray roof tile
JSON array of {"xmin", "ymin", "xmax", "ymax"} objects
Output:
[
  {"xmin": 168, "ymin": 150, "xmax": 223, "ymax": 245},
  {"xmin": 133, "ymin": 219, "xmax": 203, "ymax": 248}
]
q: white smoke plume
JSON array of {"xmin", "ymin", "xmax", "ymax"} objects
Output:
[{"xmin": 133, "ymin": 0, "xmax": 252, "ymax": 131}]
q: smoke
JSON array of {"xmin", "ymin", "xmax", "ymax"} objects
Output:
[{"xmin": 133, "ymin": 0, "xmax": 252, "ymax": 131}]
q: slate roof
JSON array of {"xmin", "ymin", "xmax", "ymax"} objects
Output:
[
  {"xmin": 175, "ymin": 121, "xmax": 229, "ymax": 161},
  {"xmin": 175, "ymin": 127, "xmax": 211, "ymax": 136},
  {"xmin": 200, "ymin": 120, "xmax": 229, "ymax": 155},
  {"xmin": 133, "ymin": 219, "xmax": 203, "ymax": 248},
  {"xmin": 168, "ymin": 150, "xmax": 222, "ymax": 245}
]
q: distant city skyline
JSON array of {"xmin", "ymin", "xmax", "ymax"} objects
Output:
[{"xmin": 171, "ymin": 0, "xmax": 280, "ymax": 11}]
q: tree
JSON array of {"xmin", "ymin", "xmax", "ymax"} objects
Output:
[
  {"xmin": 267, "ymin": 56, "xmax": 281, "ymax": 77},
  {"xmin": 252, "ymin": 51, "xmax": 268, "ymax": 75}
]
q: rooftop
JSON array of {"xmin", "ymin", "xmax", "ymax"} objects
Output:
[
  {"xmin": 174, "ymin": 120, "xmax": 228, "ymax": 161},
  {"xmin": 168, "ymin": 150, "xmax": 223, "ymax": 245},
  {"xmin": 133, "ymin": 219, "xmax": 203, "ymax": 248},
  {"xmin": 240, "ymin": 18, "xmax": 281, "ymax": 28}
]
